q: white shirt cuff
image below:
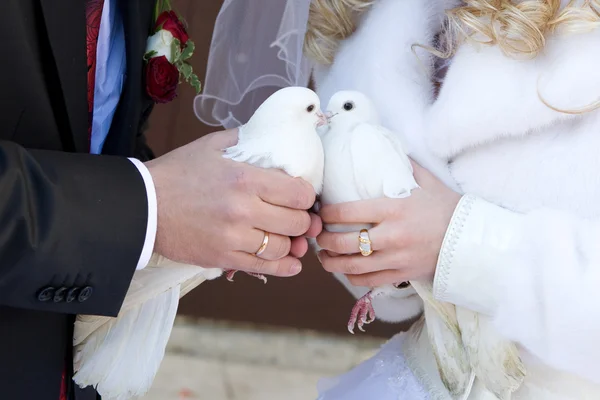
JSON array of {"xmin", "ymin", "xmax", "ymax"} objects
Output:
[
  {"xmin": 128, "ymin": 158, "xmax": 158, "ymax": 270},
  {"xmin": 432, "ymin": 194, "xmax": 525, "ymax": 316}
]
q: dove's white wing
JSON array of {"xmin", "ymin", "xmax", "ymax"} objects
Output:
[
  {"xmin": 223, "ymin": 136, "xmax": 278, "ymax": 170},
  {"xmin": 456, "ymin": 308, "xmax": 526, "ymax": 399},
  {"xmin": 348, "ymin": 123, "xmax": 418, "ymax": 200},
  {"xmin": 73, "ymin": 255, "xmax": 222, "ymax": 400},
  {"xmin": 411, "ymin": 281, "xmax": 473, "ymax": 398}
]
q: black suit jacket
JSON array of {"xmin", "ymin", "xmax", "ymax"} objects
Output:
[{"xmin": 0, "ymin": 0, "xmax": 158, "ymax": 398}]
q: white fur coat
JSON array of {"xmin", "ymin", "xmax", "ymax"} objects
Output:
[{"xmin": 313, "ymin": 0, "xmax": 600, "ymax": 398}]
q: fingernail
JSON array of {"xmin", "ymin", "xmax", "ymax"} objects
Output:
[{"xmin": 290, "ymin": 263, "xmax": 302, "ymax": 275}]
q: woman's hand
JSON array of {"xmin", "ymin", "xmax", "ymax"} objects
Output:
[{"xmin": 316, "ymin": 161, "xmax": 461, "ymax": 287}]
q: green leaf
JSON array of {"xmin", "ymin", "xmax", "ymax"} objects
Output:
[
  {"xmin": 154, "ymin": 0, "xmax": 172, "ymax": 19},
  {"xmin": 188, "ymin": 73, "xmax": 202, "ymax": 94},
  {"xmin": 171, "ymin": 38, "xmax": 182, "ymax": 63},
  {"xmin": 179, "ymin": 63, "xmax": 193, "ymax": 80},
  {"xmin": 154, "ymin": 0, "xmax": 160, "ymax": 20},
  {"xmin": 143, "ymin": 50, "xmax": 157, "ymax": 61},
  {"xmin": 181, "ymin": 40, "xmax": 195, "ymax": 61}
]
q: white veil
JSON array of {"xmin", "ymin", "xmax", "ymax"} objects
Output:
[{"xmin": 194, "ymin": 0, "xmax": 313, "ymax": 129}]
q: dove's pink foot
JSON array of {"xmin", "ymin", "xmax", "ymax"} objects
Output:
[
  {"xmin": 225, "ymin": 269, "xmax": 268, "ymax": 284},
  {"xmin": 348, "ymin": 291, "xmax": 377, "ymax": 334}
]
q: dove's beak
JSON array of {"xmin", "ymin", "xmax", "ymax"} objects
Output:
[{"xmin": 316, "ymin": 111, "xmax": 328, "ymax": 127}]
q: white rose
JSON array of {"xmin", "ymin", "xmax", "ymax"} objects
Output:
[{"xmin": 145, "ymin": 30, "xmax": 175, "ymax": 63}]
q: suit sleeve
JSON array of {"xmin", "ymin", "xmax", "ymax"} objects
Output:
[
  {"xmin": 433, "ymin": 194, "xmax": 600, "ymax": 384},
  {"xmin": 0, "ymin": 140, "xmax": 148, "ymax": 317}
]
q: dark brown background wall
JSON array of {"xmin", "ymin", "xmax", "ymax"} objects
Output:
[{"xmin": 146, "ymin": 0, "xmax": 407, "ymax": 338}]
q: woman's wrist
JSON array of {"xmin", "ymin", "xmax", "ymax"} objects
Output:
[{"xmin": 432, "ymin": 194, "xmax": 525, "ymax": 316}]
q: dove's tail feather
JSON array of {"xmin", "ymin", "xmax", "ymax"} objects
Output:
[
  {"xmin": 456, "ymin": 308, "xmax": 526, "ymax": 399},
  {"xmin": 73, "ymin": 285, "xmax": 180, "ymax": 400},
  {"xmin": 411, "ymin": 281, "xmax": 472, "ymax": 398},
  {"xmin": 72, "ymin": 253, "xmax": 222, "ymax": 400}
]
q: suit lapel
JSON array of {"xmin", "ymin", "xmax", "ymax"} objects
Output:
[{"xmin": 40, "ymin": 0, "xmax": 89, "ymax": 153}]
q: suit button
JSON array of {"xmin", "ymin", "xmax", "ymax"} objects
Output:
[
  {"xmin": 37, "ymin": 287, "xmax": 55, "ymax": 302},
  {"xmin": 66, "ymin": 287, "xmax": 79, "ymax": 303},
  {"xmin": 78, "ymin": 286, "xmax": 93, "ymax": 302},
  {"xmin": 53, "ymin": 287, "xmax": 68, "ymax": 302}
]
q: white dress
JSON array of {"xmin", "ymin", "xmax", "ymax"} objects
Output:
[
  {"xmin": 311, "ymin": 0, "xmax": 600, "ymax": 398},
  {"xmin": 317, "ymin": 334, "xmax": 430, "ymax": 400}
]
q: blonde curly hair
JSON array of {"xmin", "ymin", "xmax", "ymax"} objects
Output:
[
  {"xmin": 304, "ymin": 0, "xmax": 600, "ymax": 113},
  {"xmin": 304, "ymin": 0, "xmax": 600, "ymax": 65}
]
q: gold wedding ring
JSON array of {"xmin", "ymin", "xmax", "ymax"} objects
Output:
[
  {"xmin": 358, "ymin": 229, "xmax": 373, "ymax": 256},
  {"xmin": 255, "ymin": 232, "xmax": 270, "ymax": 256}
]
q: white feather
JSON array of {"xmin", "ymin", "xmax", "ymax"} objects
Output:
[
  {"xmin": 73, "ymin": 254, "xmax": 221, "ymax": 399},
  {"xmin": 412, "ymin": 281, "xmax": 474, "ymax": 398},
  {"xmin": 455, "ymin": 302, "xmax": 526, "ymax": 399}
]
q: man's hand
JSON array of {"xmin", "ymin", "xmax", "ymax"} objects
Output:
[{"xmin": 145, "ymin": 129, "xmax": 318, "ymax": 277}]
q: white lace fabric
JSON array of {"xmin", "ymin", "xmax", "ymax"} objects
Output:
[{"xmin": 317, "ymin": 333, "xmax": 430, "ymax": 400}]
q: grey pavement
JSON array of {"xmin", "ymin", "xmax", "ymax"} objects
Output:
[{"xmin": 141, "ymin": 317, "xmax": 385, "ymax": 400}]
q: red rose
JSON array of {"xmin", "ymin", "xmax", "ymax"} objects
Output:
[
  {"xmin": 155, "ymin": 11, "xmax": 189, "ymax": 46},
  {"xmin": 146, "ymin": 56, "xmax": 179, "ymax": 103}
]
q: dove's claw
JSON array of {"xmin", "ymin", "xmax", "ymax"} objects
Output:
[
  {"xmin": 246, "ymin": 272, "xmax": 268, "ymax": 284},
  {"xmin": 348, "ymin": 291, "xmax": 377, "ymax": 334},
  {"xmin": 225, "ymin": 270, "xmax": 237, "ymax": 282},
  {"xmin": 224, "ymin": 270, "xmax": 268, "ymax": 284}
]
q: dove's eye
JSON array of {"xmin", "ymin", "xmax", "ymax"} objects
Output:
[
  {"xmin": 306, "ymin": 104, "xmax": 315, "ymax": 112},
  {"xmin": 343, "ymin": 102, "xmax": 354, "ymax": 111}
]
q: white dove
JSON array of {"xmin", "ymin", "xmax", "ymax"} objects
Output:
[
  {"xmin": 318, "ymin": 90, "xmax": 474, "ymax": 398},
  {"xmin": 72, "ymin": 86, "xmax": 326, "ymax": 400},
  {"xmin": 222, "ymin": 86, "xmax": 326, "ymax": 282}
]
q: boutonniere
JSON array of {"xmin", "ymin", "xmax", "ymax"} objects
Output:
[{"xmin": 144, "ymin": 0, "xmax": 201, "ymax": 103}]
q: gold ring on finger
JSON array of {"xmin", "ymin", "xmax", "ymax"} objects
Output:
[
  {"xmin": 255, "ymin": 232, "xmax": 270, "ymax": 256},
  {"xmin": 358, "ymin": 229, "xmax": 373, "ymax": 256}
]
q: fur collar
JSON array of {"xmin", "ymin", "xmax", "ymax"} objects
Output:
[
  {"xmin": 425, "ymin": 27, "xmax": 600, "ymax": 160},
  {"xmin": 313, "ymin": 0, "xmax": 600, "ymax": 193}
]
